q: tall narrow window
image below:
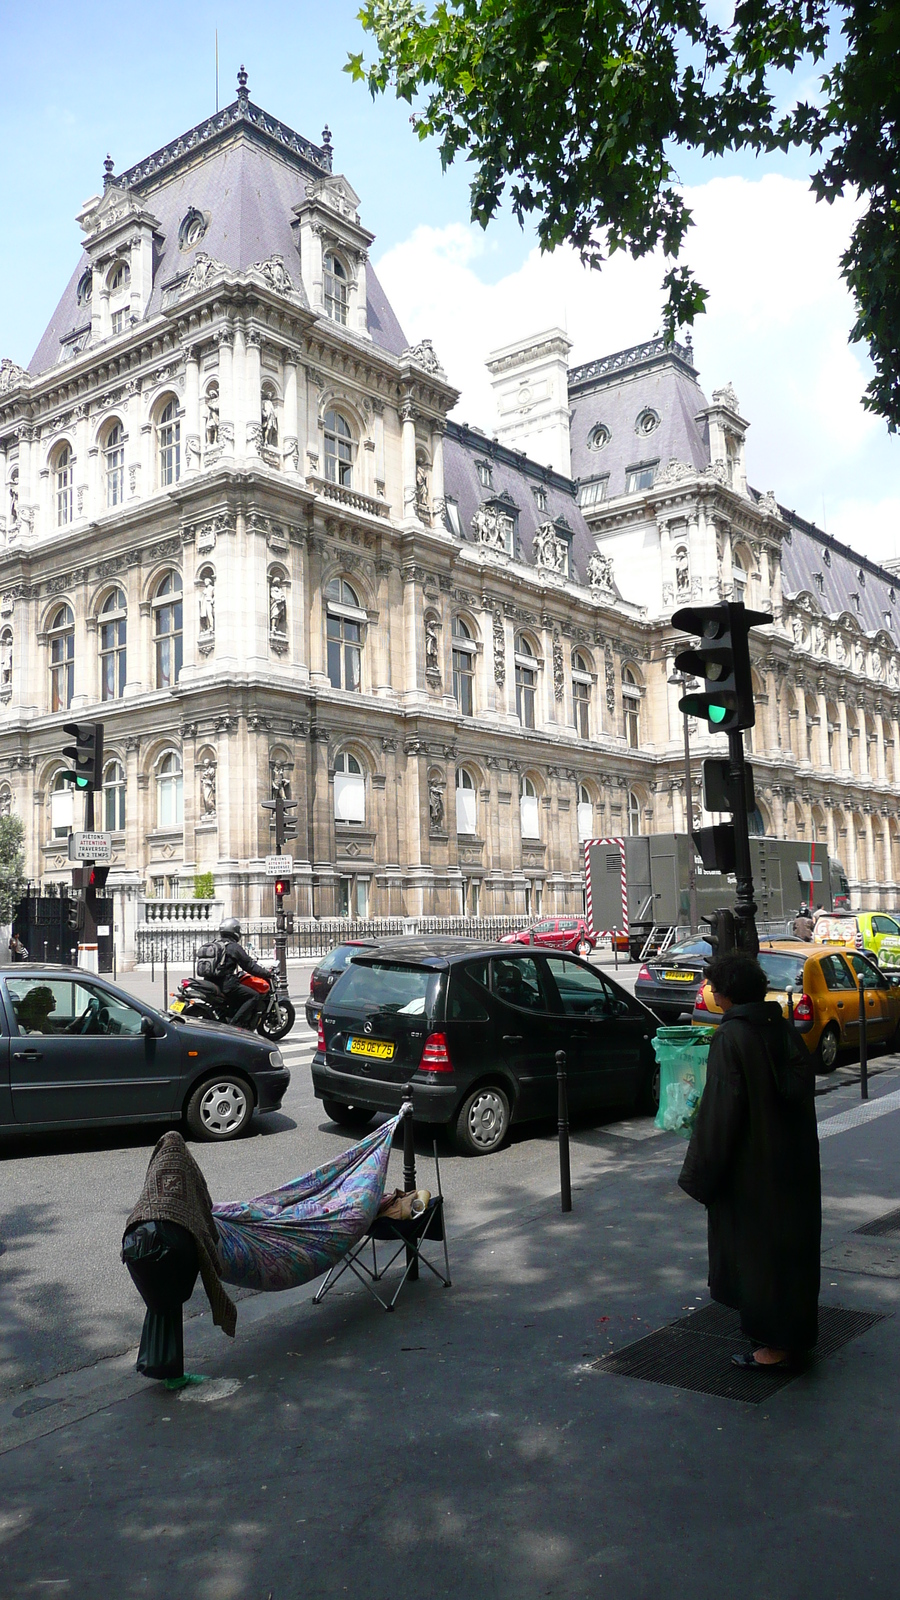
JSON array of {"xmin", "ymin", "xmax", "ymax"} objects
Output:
[
  {"xmin": 572, "ymin": 650, "xmax": 591, "ymax": 739},
  {"xmin": 157, "ymin": 751, "xmax": 183, "ymax": 828},
  {"xmin": 55, "ymin": 447, "xmax": 73, "ymax": 527},
  {"xmin": 323, "ymin": 410, "xmax": 353, "ymax": 486},
  {"xmin": 732, "ymin": 555, "xmax": 747, "ymax": 606},
  {"xmin": 452, "ymin": 616, "xmax": 476, "ymax": 717},
  {"xmin": 628, "ymin": 790, "xmax": 642, "ymax": 836},
  {"xmin": 153, "ymin": 572, "xmax": 183, "ymax": 688},
  {"xmin": 104, "ymin": 423, "xmax": 125, "ymax": 507},
  {"xmin": 99, "ymin": 588, "xmax": 127, "ymax": 701},
  {"xmin": 50, "ymin": 771, "xmax": 74, "ymax": 839},
  {"xmin": 520, "ymin": 775, "xmax": 540, "ymax": 839},
  {"xmin": 325, "ymin": 577, "xmax": 363, "ymax": 691},
  {"xmin": 323, "ymin": 251, "xmax": 349, "ymax": 324},
  {"xmin": 515, "ymin": 635, "xmax": 537, "ymax": 729},
  {"xmin": 622, "ymin": 666, "xmax": 641, "ymax": 748},
  {"xmin": 577, "ymin": 784, "xmax": 593, "ymax": 842},
  {"xmin": 48, "ymin": 603, "xmax": 74, "ymax": 711},
  {"xmin": 108, "ymin": 261, "xmax": 131, "ymax": 336},
  {"xmin": 334, "ymin": 752, "xmax": 365, "ymax": 824},
  {"xmin": 456, "ymin": 768, "xmax": 477, "ymax": 836},
  {"xmin": 103, "ymin": 759, "xmax": 126, "ymax": 832},
  {"xmin": 158, "ymin": 400, "xmax": 181, "ymax": 486}
]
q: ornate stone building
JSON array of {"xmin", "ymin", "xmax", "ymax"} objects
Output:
[{"xmin": 0, "ymin": 76, "xmax": 897, "ymax": 959}]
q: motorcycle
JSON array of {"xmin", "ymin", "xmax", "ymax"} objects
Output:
[{"xmin": 169, "ymin": 968, "xmax": 296, "ymax": 1041}]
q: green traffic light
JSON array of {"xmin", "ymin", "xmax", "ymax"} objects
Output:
[
  {"xmin": 75, "ymin": 777, "xmax": 89, "ymax": 789},
  {"xmin": 708, "ymin": 704, "xmax": 728, "ymax": 725}
]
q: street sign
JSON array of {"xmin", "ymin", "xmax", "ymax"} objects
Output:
[
  {"xmin": 68, "ymin": 831, "xmax": 112, "ymax": 863},
  {"xmin": 265, "ymin": 854, "xmax": 293, "ymax": 876}
]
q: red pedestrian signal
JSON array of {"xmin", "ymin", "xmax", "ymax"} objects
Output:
[{"xmin": 274, "ymin": 876, "xmax": 291, "ymax": 899}]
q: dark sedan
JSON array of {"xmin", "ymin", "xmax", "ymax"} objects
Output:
[
  {"xmin": 634, "ymin": 937, "xmax": 712, "ymax": 1023},
  {"xmin": 0, "ymin": 966, "xmax": 289, "ymax": 1141},
  {"xmin": 305, "ymin": 939, "xmax": 379, "ymax": 1028},
  {"xmin": 311, "ymin": 938, "xmax": 659, "ymax": 1155}
]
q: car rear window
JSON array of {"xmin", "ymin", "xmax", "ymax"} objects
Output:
[
  {"xmin": 665, "ymin": 939, "xmax": 712, "ymax": 959},
  {"xmin": 815, "ymin": 916, "xmax": 857, "ymax": 943},
  {"xmin": 328, "ymin": 961, "xmax": 441, "ymax": 1016},
  {"xmin": 758, "ymin": 953, "xmax": 807, "ymax": 991},
  {"xmin": 317, "ymin": 943, "xmax": 365, "ymax": 974}
]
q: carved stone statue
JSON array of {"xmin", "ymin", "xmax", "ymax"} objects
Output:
[
  {"xmin": 889, "ymin": 656, "xmax": 900, "ymax": 689},
  {"xmin": 8, "ymin": 479, "xmax": 18, "ymax": 528},
  {"xmin": 199, "ymin": 759, "xmax": 217, "ymax": 815},
  {"xmin": 0, "ymin": 787, "xmax": 10, "ymax": 817},
  {"xmin": 872, "ymin": 647, "xmax": 884, "ymax": 680},
  {"xmin": 0, "ymin": 634, "xmax": 11, "ymax": 687},
  {"xmin": 533, "ymin": 521, "xmax": 566, "ymax": 572},
  {"xmin": 428, "ymin": 781, "xmax": 445, "ymax": 832},
  {"xmin": 204, "ymin": 389, "xmax": 219, "ymax": 446},
  {"xmin": 198, "ymin": 576, "xmax": 215, "ymax": 635},
  {"xmin": 587, "ymin": 550, "xmax": 614, "ymax": 594},
  {"xmin": 0, "ymin": 359, "xmax": 28, "ymax": 395},
  {"xmin": 271, "ymin": 761, "xmax": 290, "ymax": 800},
  {"xmin": 471, "ymin": 503, "xmax": 506, "ymax": 550},
  {"xmin": 401, "ymin": 339, "xmax": 446, "ymax": 377},
  {"xmin": 415, "ymin": 461, "xmax": 430, "ymax": 518},
  {"xmin": 675, "ymin": 545, "xmax": 690, "ymax": 595},
  {"xmin": 835, "ymin": 632, "xmax": 848, "ymax": 666},
  {"xmin": 269, "ymin": 575, "xmax": 288, "ymax": 636},
  {"xmin": 425, "ymin": 615, "xmax": 441, "ymax": 673},
  {"xmin": 262, "ymin": 396, "xmax": 278, "ymax": 448},
  {"xmin": 254, "ymin": 254, "xmax": 295, "ymax": 295},
  {"xmin": 814, "ymin": 621, "xmax": 827, "ymax": 655},
  {"xmin": 791, "ymin": 614, "xmax": 804, "ymax": 646},
  {"xmin": 854, "ymin": 640, "xmax": 866, "ymax": 674}
]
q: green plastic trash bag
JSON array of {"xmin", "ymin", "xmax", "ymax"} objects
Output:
[{"xmin": 653, "ymin": 1026, "xmax": 715, "ymax": 1136}]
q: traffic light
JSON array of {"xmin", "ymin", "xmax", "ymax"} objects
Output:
[
  {"xmin": 692, "ymin": 824, "xmax": 737, "ymax": 874},
  {"xmin": 61, "ymin": 721, "xmax": 104, "ymax": 790},
  {"xmin": 273, "ymin": 876, "xmax": 292, "ymax": 899},
  {"xmin": 262, "ymin": 795, "xmax": 299, "ymax": 846},
  {"xmin": 66, "ymin": 896, "xmax": 85, "ymax": 932},
  {"xmin": 87, "ymin": 864, "xmax": 110, "ymax": 891},
  {"xmin": 672, "ymin": 603, "xmax": 771, "ymax": 732},
  {"xmin": 703, "ymin": 908, "xmax": 736, "ymax": 958},
  {"xmin": 701, "ymin": 757, "xmax": 755, "ymax": 815}
]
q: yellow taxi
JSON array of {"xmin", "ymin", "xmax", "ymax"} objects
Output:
[
  {"xmin": 813, "ymin": 911, "xmax": 900, "ymax": 969},
  {"xmin": 692, "ymin": 941, "xmax": 900, "ymax": 1071}
]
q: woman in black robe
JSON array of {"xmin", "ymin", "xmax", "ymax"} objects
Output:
[{"xmin": 679, "ymin": 951, "xmax": 821, "ymax": 1369}]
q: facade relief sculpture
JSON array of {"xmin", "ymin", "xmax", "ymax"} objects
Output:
[
  {"xmin": 533, "ymin": 521, "xmax": 567, "ymax": 573},
  {"xmin": 587, "ymin": 550, "xmax": 615, "ymax": 596},
  {"xmin": 199, "ymin": 758, "xmax": 217, "ymax": 816},
  {"xmin": 262, "ymin": 395, "xmax": 279, "ymax": 448},
  {"xmin": 204, "ymin": 386, "xmax": 219, "ymax": 447},
  {"xmin": 424, "ymin": 614, "xmax": 441, "ymax": 678},
  {"xmin": 471, "ymin": 503, "xmax": 508, "ymax": 551},
  {"xmin": 269, "ymin": 574, "xmax": 288, "ymax": 652},
  {"xmin": 428, "ymin": 779, "xmax": 445, "ymax": 833},
  {"xmin": 492, "ymin": 609, "xmax": 506, "ymax": 686},
  {"xmin": 197, "ymin": 574, "xmax": 215, "ymax": 642}
]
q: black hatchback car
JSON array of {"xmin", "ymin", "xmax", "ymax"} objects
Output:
[
  {"xmin": 0, "ymin": 966, "xmax": 290, "ymax": 1142},
  {"xmin": 634, "ymin": 937, "xmax": 712, "ymax": 1023},
  {"xmin": 305, "ymin": 939, "xmax": 378, "ymax": 1029},
  {"xmin": 311, "ymin": 939, "xmax": 659, "ymax": 1155}
]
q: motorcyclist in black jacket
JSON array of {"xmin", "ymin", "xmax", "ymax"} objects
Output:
[{"xmin": 214, "ymin": 918, "xmax": 273, "ymax": 1027}]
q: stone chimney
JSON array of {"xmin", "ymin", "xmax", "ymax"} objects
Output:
[{"xmin": 486, "ymin": 328, "xmax": 573, "ymax": 475}]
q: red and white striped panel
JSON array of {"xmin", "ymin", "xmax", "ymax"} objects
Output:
[{"xmin": 583, "ymin": 837, "xmax": 628, "ymax": 937}]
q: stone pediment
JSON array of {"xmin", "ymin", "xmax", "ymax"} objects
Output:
[
  {"xmin": 304, "ymin": 173, "xmax": 362, "ymax": 224},
  {"xmin": 77, "ymin": 181, "xmax": 161, "ymax": 243}
]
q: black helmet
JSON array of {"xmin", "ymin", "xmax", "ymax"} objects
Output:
[{"xmin": 219, "ymin": 917, "xmax": 242, "ymax": 941}]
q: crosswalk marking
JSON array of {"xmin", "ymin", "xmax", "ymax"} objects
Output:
[{"xmin": 817, "ymin": 1087, "xmax": 900, "ymax": 1139}]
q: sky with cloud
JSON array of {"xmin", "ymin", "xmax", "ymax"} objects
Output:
[{"xmin": 1, "ymin": 0, "xmax": 898, "ymax": 563}]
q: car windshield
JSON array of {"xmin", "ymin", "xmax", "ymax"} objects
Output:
[
  {"xmin": 664, "ymin": 940, "xmax": 711, "ymax": 960},
  {"xmin": 328, "ymin": 961, "xmax": 440, "ymax": 1016},
  {"xmin": 758, "ymin": 953, "xmax": 807, "ymax": 991},
  {"xmin": 317, "ymin": 943, "xmax": 366, "ymax": 974}
]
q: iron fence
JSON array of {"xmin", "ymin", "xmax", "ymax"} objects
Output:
[{"xmin": 135, "ymin": 913, "xmax": 529, "ymax": 967}]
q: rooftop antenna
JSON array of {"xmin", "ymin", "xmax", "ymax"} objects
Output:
[{"xmin": 215, "ymin": 29, "xmax": 219, "ymax": 113}]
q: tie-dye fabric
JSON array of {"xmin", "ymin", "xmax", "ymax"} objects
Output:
[{"xmin": 212, "ymin": 1115, "xmax": 399, "ymax": 1292}]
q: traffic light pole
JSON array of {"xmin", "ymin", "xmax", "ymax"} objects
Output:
[
  {"xmin": 273, "ymin": 796, "xmax": 287, "ymax": 989},
  {"xmin": 681, "ymin": 712, "xmax": 700, "ymax": 936},
  {"xmin": 728, "ymin": 728, "xmax": 759, "ymax": 957}
]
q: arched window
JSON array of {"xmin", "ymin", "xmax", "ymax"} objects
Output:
[
  {"xmin": 103, "ymin": 759, "xmax": 126, "ymax": 832},
  {"xmin": 323, "ymin": 251, "xmax": 349, "ymax": 325},
  {"xmin": 515, "ymin": 634, "xmax": 537, "ymax": 729},
  {"xmin": 104, "ymin": 422, "xmax": 125, "ymax": 507},
  {"xmin": 50, "ymin": 770, "xmax": 74, "ymax": 840},
  {"xmin": 572, "ymin": 650, "xmax": 592, "ymax": 739},
  {"xmin": 334, "ymin": 751, "xmax": 365, "ymax": 825},
  {"xmin": 157, "ymin": 399, "xmax": 181, "ymax": 487},
  {"xmin": 452, "ymin": 616, "xmax": 476, "ymax": 717},
  {"xmin": 622, "ymin": 665, "xmax": 641, "ymax": 748},
  {"xmin": 732, "ymin": 553, "xmax": 747, "ymax": 606},
  {"xmin": 325, "ymin": 576, "xmax": 363, "ymax": 691},
  {"xmin": 157, "ymin": 751, "xmax": 183, "ymax": 828},
  {"xmin": 153, "ymin": 572, "xmax": 183, "ymax": 688},
  {"xmin": 577, "ymin": 783, "xmax": 593, "ymax": 842},
  {"xmin": 99, "ymin": 588, "xmax": 127, "ymax": 701},
  {"xmin": 323, "ymin": 410, "xmax": 353, "ymax": 487},
  {"xmin": 48, "ymin": 603, "xmax": 74, "ymax": 711},
  {"xmin": 628, "ymin": 790, "xmax": 642, "ymax": 836},
  {"xmin": 520, "ymin": 774, "xmax": 540, "ymax": 839},
  {"xmin": 108, "ymin": 261, "xmax": 131, "ymax": 335},
  {"xmin": 108, "ymin": 261, "xmax": 130, "ymax": 294},
  {"xmin": 456, "ymin": 767, "xmax": 477, "ymax": 836},
  {"xmin": 55, "ymin": 446, "xmax": 73, "ymax": 527}
]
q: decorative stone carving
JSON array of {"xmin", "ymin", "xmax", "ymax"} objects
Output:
[
  {"xmin": 181, "ymin": 252, "xmax": 227, "ymax": 293},
  {"xmin": 492, "ymin": 609, "xmax": 506, "ymax": 687},
  {"xmin": 271, "ymin": 761, "xmax": 291, "ymax": 800},
  {"xmin": 889, "ymin": 657, "xmax": 900, "ymax": 690},
  {"xmin": 587, "ymin": 550, "xmax": 615, "ymax": 596},
  {"xmin": 533, "ymin": 521, "xmax": 567, "ymax": 573},
  {"xmin": 0, "ymin": 359, "xmax": 28, "ymax": 395},
  {"xmin": 428, "ymin": 780, "xmax": 445, "ymax": 833},
  {"xmin": 712, "ymin": 382, "xmax": 740, "ymax": 412},
  {"xmin": 0, "ymin": 785, "xmax": 11, "ymax": 816},
  {"xmin": 872, "ymin": 647, "xmax": 884, "ymax": 681},
  {"xmin": 199, "ymin": 758, "xmax": 217, "ymax": 815},
  {"xmin": 185, "ymin": 434, "xmax": 201, "ymax": 470},
  {"xmin": 402, "ymin": 339, "xmax": 446, "ymax": 377},
  {"xmin": 813, "ymin": 620, "xmax": 827, "ymax": 655},
  {"xmin": 251, "ymin": 253, "xmax": 296, "ymax": 295},
  {"xmin": 247, "ymin": 420, "xmax": 263, "ymax": 452},
  {"xmin": 604, "ymin": 641, "xmax": 616, "ymax": 715},
  {"xmin": 835, "ymin": 632, "xmax": 848, "ymax": 666},
  {"xmin": 674, "ymin": 543, "xmax": 690, "ymax": 597},
  {"xmin": 283, "ymin": 436, "xmax": 299, "ymax": 471},
  {"xmin": 269, "ymin": 574, "xmax": 288, "ymax": 642},
  {"xmin": 703, "ymin": 459, "xmax": 728, "ymax": 484},
  {"xmin": 198, "ymin": 574, "xmax": 215, "ymax": 638},
  {"xmin": 262, "ymin": 395, "xmax": 278, "ymax": 448},
  {"xmin": 425, "ymin": 614, "xmax": 441, "ymax": 677},
  {"xmin": 553, "ymin": 628, "xmax": 564, "ymax": 703},
  {"xmin": 415, "ymin": 460, "xmax": 430, "ymax": 523},
  {"xmin": 471, "ymin": 503, "xmax": 507, "ymax": 550},
  {"xmin": 204, "ymin": 386, "xmax": 219, "ymax": 446},
  {"xmin": 658, "ymin": 457, "xmax": 695, "ymax": 484}
]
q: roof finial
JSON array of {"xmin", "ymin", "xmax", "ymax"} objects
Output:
[
  {"xmin": 103, "ymin": 153, "xmax": 115, "ymax": 189},
  {"xmin": 237, "ymin": 64, "xmax": 249, "ymax": 105},
  {"xmin": 321, "ymin": 124, "xmax": 333, "ymax": 170}
]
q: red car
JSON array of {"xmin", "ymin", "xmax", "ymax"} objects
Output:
[{"xmin": 499, "ymin": 916, "xmax": 596, "ymax": 957}]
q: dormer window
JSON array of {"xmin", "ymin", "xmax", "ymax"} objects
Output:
[
  {"xmin": 578, "ymin": 477, "xmax": 608, "ymax": 509},
  {"xmin": 477, "ymin": 460, "xmax": 492, "ymax": 489},
  {"xmin": 625, "ymin": 461, "xmax": 657, "ymax": 494},
  {"xmin": 814, "ymin": 572, "xmax": 824, "ymax": 594},
  {"xmin": 109, "ymin": 262, "xmax": 130, "ymax": 294},
  {"xmin": 323, "ymin": 251, "xmax": 349, "ymax": 325},
  {"xmin": 533, "ymin": 485, "xmax": 547, "ymax": 512},
  {"xmin": 108, "ymin": 260, "xmax": 131, "ymax": 336}
]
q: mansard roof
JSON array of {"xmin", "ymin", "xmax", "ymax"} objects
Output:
[
  {"xmin": 443, "ymin": 421, "xmax": 616, "ymax": 593},
  {"xmin": 28, "ymin": 86, "xmax": 408, "ymax": 377},
  {"xmin": 568, "ymin": 337, "xmax": 711, "ymax": 495},
  {"xmin": 777, "ymin": 502, "xmax": 900, "ymax": 639}
]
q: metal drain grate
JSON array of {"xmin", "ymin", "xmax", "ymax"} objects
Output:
[
  {"xmin": 593, "ymin": 1304, "xmax": 886, "ymax": 1403},
  {"xmin": 856, "ymin": 1206, "xmax": 900, "ymax": 1237}
]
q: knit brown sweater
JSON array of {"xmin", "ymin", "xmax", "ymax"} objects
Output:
[{"xmin": 124, "ymin": 1130, "xmax": 236, "ymax": 1337}]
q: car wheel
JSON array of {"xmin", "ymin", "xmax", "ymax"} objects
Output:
[
  {"xmin": 637, "ymin": 1062, "xmax": 661, "ymax": 1115},
  {"xmin": 258, "ymin": 997, "xmax": 296, "ymax": 1041},
  {"xmin": 451, "ymin": 1085, "xmax": 511, "ymax": 1156},
  {"xmin": 321, "ymin": 1098, "xmax": 375, "ymax": 1130},
  {"xmin": 185, "ymin": 1074, "xmax": 254, "ymax": 1141},
  {"xmin": 816, "ymin": 1024, "xmax": 840, "ymax": 1073},
  {"xmin": 576, "ymin": 939, "xmax": 591, "ymax": 958}
]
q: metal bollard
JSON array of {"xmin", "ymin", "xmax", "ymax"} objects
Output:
[
  {"xmin": 613, "ymin": 929, "xmax": 619, "ymax": 971},
  {"xmin": 787, "ymin": 989, "xmax": 795, "ymax": 1028},
  {"xmin": 859, "ymin": 974, "xmax": 869, "ymax": 1101},
  {"xmin": 151, "ymin": 950, "xmax": 155, "ymax": 984},
  {"xmin": 556, "ymin": 1050, "xmax": 572, "ymax": 1213},
  {"xmin": 163, "ymin": 949, "xmax": 168, "ymax": 1011},
  {"xmin": 402, "ymin": 1082, "xmax": 418, "ymax": 1281}
]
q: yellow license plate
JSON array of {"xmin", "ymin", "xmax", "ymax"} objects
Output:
[
  {"xmin": 169, "ymin": 999, "xmax": 185, "ymax": 1012},
  {"xmin": 348, "ymin": 1037, "xmax": 395, "ymax": 1060},
  {"xmin": 664, "ymin": 971, "xmax": 695, "ymax": 982}
]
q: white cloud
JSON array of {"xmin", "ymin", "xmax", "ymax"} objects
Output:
[{"xmin": 376, "ymin": 172, "xmax": 900, "ymax": 566}]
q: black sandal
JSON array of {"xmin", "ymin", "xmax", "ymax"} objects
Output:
[{"xmin": 731, "ymin": 1351, "xmax": 793, "ymax": 1372}]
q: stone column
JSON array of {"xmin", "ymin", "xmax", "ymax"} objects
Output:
[
  {"xmin": 400, "ymin": 399, "xmax": 417, "ymax": 525},
  {"xmin": 283, "ymin": 356, "xmax": 299, "ymax": 474},
  {"xmin": 244, "ymin": 330, "xmax": 262, "ymax": 457},
  {"xmin": 217, "ymin": 328, "xmax": 235, "ymax": 459},
  {"xmin": 864, "ymin": 811, "xmax": 878, "ymax": 885},
  {"xmin": 856, "ymin": 705, "xmax": 868, "ymax": 781},
  {"xmin": 183, "ymin": 346, "xmax": 201, "ymax": 474},
  {"xmin": 816, "ymin": 681, "xmax": 830, "ymax": 771},
  {"xmin": 838, "ymin": 700, "xmax": 852, "ymax": 776},
  {"xmin": 875, "ymin": 708, "xmax": 888, "ymax": 784},
  {"xmin": 431, "ymin": 422, "xmax": 445, "ymax": 518}
]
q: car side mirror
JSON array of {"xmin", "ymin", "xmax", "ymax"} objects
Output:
[{"xmin": 141, "ymin": 1015, "xmax": 163, "ymax": 1038}]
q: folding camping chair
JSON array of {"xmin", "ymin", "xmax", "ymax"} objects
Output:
[{"xmin": 313, "ymin": 1129, "xmax": 451, "ymax": 1314}]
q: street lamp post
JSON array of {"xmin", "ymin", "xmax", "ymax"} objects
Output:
[{"xmin": 669, "ymin": 671, "xmax": 700, "ymax": 935}]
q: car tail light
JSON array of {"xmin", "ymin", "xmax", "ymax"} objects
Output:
[
  {"xmin": 694, "ymin": 986, "xmax": 710, "ymax": 1013},
  {"xmin": 317, "ymin": 1016, "xmax": 325, "ymax": 1052},
  {"xmin": 793, "ymin": 993, "xmax": 814, "ymax": 1024},
  {"xmin": 420, "ymin": 1032, "xmax": 453, "ymax": 1072},
  {"xmin": 309, "ymin": 972, "xmax": 316, "ymax": 993},
  {"xmin": 637, "ymin": 964, "xmax": 652, "ymax": 983},
  {"xmin": 855, "ymin": 929, "xmax": 864, "ymax": 949}
]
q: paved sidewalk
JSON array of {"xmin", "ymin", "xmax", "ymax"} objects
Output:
[{"xmin": 3, "ymin": 1073, "xmax": 900, "ymax": 1598}]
